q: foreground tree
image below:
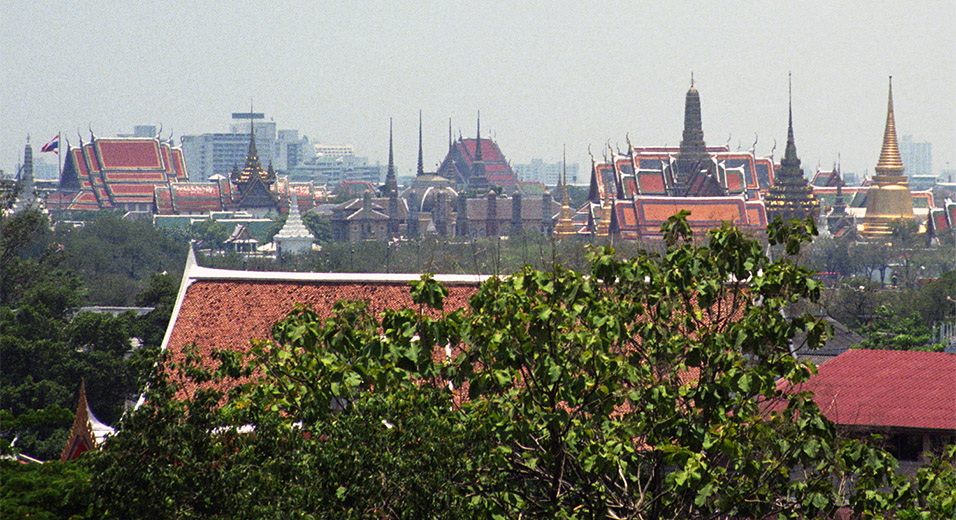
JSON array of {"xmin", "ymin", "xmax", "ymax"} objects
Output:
[{"xmin": 89, "ymin": 215, "xmax": 943, "ymax": 518}]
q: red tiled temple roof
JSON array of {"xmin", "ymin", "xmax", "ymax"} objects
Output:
[
  {"xmin": 784, "ymin": 349, "xmax": 956, "ymax": 431},
  {"xmin": 95, "ymin": 139, "xmax": 164, "ymax": 170},
  {"xmin": 170, "ymin": 148, "xmax": 188, "ymax": 180},
  {"xmin": 55, "ymin": 136, "xmax": 191, "ymax": 211},
  {"xmin": 460, "ymin": 138, "xmax": 506, "ymax": 163},
  {"xmin": 161, "ymin": 250, "xmax": 488, "ymax": 398},
  {"xmin": 72, "ymin": 148, "xmax": 89, "ymax": 177}
]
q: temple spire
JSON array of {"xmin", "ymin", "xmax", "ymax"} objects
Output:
[
  {"xmin": 417, "ymin": 111, "xmax": 424, "ymax": 177},
  {"xmin": 554, "ymin": 144, "xmax": 577, "ymax": 238},
  {"xmin": 468, "ymin": 110, "xmax": 489, "ymax": 192},
  {"xmin": 763, "ymin": 75, "xmax": 819, "ymax": 224},
  {"xmin": 385, "ymin": 118, "xmax": 398, "ymax": 195},
  {"xmin": 787, "ymin": 71, "xmax": 795, "ymax": 145},
  {"xmin": 875, "ymin": 76, "xmax": 904, "ymax": 174},
  {"xmin": 474, "ymin": 111, "xmax": 482, "ymax": 162},
  {"xmin": 781, "ymin": 72, "xmax": 800, "ymax": 169}
]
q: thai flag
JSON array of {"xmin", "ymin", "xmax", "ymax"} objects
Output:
[{"xmin": 41, "ymin": 135, "xmax": 59, "ymax": 154}]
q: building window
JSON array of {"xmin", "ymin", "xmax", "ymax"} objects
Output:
[{"xmin": 888, "ymin": 433, "xmax": 923, "ymax": 461}]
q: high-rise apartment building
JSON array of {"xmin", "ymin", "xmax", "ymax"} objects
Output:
[
  {"xmin": 899, "ymin": 135, "xmax": 932, "ymax": 176},
  {"xmin": 514, "ymin": 158, "xmax": 579, "ymax": 187},
  {"xmin": 182, "ymin": 113, "xmax": 281, "ymax": 182}
]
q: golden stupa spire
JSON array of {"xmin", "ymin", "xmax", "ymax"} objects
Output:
[
  {"xmin": 858, "ymin": 75, "xmax": 915, "ymax": 239},
  {"xmin": 554, "ymin": 145, "xmax": 578, "ymax": 237},
  {"xmin": 875, "ymin": 76, "xmax": 904, "ymax": 174}
]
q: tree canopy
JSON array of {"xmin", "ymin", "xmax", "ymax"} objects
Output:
[{"xmin": 85, "ymin": 214, "xmax": 954, "ymax": 519}]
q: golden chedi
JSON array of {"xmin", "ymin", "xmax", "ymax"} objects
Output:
[{"xmin": 859, "ymin": 77, "xmax": 915, "ymax": 238}]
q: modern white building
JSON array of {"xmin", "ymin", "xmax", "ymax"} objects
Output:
[
  {"xmin": 182, "ymin": 114, "xmax": 283, "ymax": 182},
  {"xmin": 514, "ymin": 158, "xmax": 579, "ymax": 187},
  {"xmin": 899, "ymin": 135, "xmax": 932, "ymax": 176}
]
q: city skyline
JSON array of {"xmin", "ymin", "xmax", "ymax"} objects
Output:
[{"xmin": 2, "ymin": 1, "xmax": 954, "ymax": 180}]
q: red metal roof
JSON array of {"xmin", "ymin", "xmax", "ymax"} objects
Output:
[{"xmin": 789, "ymin": 349, "xmax": 956, "ymax": 431}]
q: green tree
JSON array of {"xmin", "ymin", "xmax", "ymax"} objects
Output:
[
  {"xmin": 88, "ymin": 215, "xmax": 942, "ymax": 518},
  {"xmin": 302, "ymin": 212, "xmax": 333, "ymax": 243},
  {"xmin": 0, "ymin": 458, "xmax": 91, "ymax": 519}
]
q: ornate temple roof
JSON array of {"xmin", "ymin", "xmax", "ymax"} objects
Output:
[
  {"xmin": 230, "ymin": 129, "xmax": 275, "ymax": 187},
  {"xmin": 53, "ymin": 135, "xmax": 189, "ymax": 211}
]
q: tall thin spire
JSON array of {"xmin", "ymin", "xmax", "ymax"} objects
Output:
[
  {"xmin": 474, "ymin": 111, "xmax": 482, "ymax": 162},
  {"xmin": 764, "ymin": 74, "xmax": 819, "ymax": 224},
  {"xmin": 875, "ymin": 76, "xmax": 904, "ymax": 174},
  {"xmin": 417, "ymin": 111, "xmax": 424, "ymax": 177},
  {"xmin": 448, "ymin": 117, "xmax": 453, "ymax": 151},
  {"xmin": 385, "ymin": 118, "xmax": 398, "ymax": 195},
  {"xmin": 468, "ymin": 110, "xmax": 489, "ymax": 192},
  {"xmin": 787, "ymin": 71, "xmax": 795, "ymax": 144},
  {"xmin": 554, "ymin": 144, "xmax": 577, "ymax": 238},
  {"xmin": 782, "ymin": 71, "xmax": 800, "ymax": 169},
  {"xmin": 562, "ymin": 145, "xmax": 569, "ymax": 206}
]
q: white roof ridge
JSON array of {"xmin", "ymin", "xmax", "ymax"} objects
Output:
[{"xmin": 186, "ymin": 265, "xmax": 491, "ymax": 285}]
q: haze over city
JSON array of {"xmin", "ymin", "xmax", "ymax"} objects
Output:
[{"xmin": 3, "ymin": 0, "xmax": 954, "ymax": 178}]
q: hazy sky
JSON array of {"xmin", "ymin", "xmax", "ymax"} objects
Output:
[{"xmin": 3, "ymin": 1, "xmax": 954, "ymax": 180}]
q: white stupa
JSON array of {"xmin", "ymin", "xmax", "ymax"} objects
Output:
[{"xmin": 274, "ymin": 190, "xmax": 315, "ymax": 255}]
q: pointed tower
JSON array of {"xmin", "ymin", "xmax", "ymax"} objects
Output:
[
  {"xmin": 554, "ymin": 147, "xmax": 578, "ymax": 237},
  {"xmin": 468, "ymin": 112, "xmax": 490, "ymax": 193},
  {"xmin": 384, "ymin": 118, "xmax": 399, "ymax": 196},
  {"xmin": 827, "ymin": 168, "xmax": 852, "ymax": 236},
  {"xmin": 274, "ymin": 190, "xmax": 315, "ymax": 255},
  {"xmin": 230, "ymin": 119, "xmax": 277, "ymax": 213},
  {"xmin": 764, "ymin": 74, "xmax": 820, "ymax": 223},
  {"xmin": 673, "ymin": 73, "xmax": 712, "ymax": 192},
  {"xmin": 385, "ymin": 118, "xmax": 400, "ymax": 235},
  {"xmin": 859, "ymin": 77, "xmax": 915, "ymax": 238},
  {"xmin": 12, "ymin": 137, "xmax": 38, "ymax": 212},
  {"xmin": 417, "ymin": 111, "xmax": 425, "ymax": 178}
]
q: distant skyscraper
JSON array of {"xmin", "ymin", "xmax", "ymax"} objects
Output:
[
  {"xmin": 181, "ymin": 113, "xmax": 282, "ymax": 182},
  {"xmin": 514, "ymin": 159, "xmax": 580, "ymax": 186},
  {"xmin": 898, "ymin": 135, "xmax": 932, "ymax": 176}
]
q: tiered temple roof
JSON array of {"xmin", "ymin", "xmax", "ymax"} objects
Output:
[
  {"xmin": 569, "ymin": 80, "xmax": 772, "ymax": 241},
  {"xmin": 55, "ymin": 135, "xmax": 188, "ymax": 212}
]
